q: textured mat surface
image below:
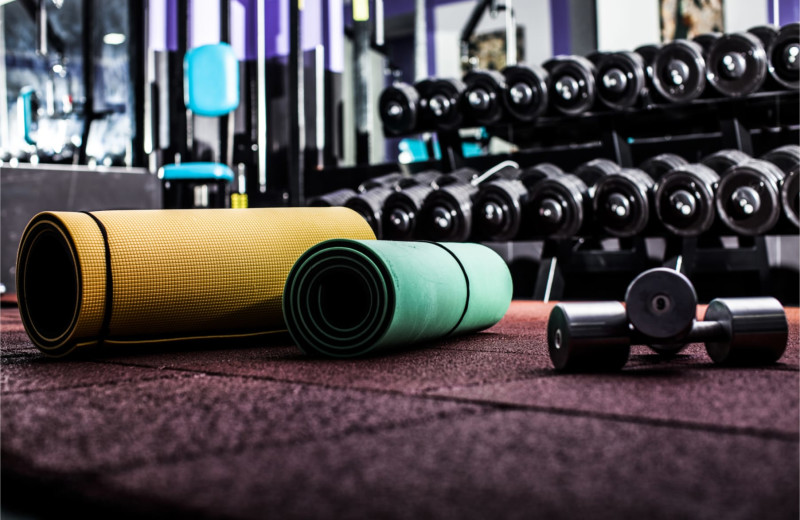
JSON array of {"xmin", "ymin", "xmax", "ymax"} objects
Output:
[
  {"xmin": 2, "ymin": 302, "xmax": 798, "ymax": 519},
  {"xmin": 15, "ymin": 208, "xmax": 374, "ymax": 356},
  {"xmin": 284, "ymin": 240, "xmax": 512, "ymax": 357}
]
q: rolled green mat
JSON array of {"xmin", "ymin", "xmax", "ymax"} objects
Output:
[{"xmin": 283, "ymin": 239, "xmax": 512, "ymax": 357}]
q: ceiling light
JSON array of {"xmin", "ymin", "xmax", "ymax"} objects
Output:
[{"xmin": 103, "ymin": 33, "xmax": 126, "ymax": 45}]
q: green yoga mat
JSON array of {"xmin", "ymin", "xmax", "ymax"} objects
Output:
[{"xmin": 283, "ymin": 239, "xmax": 512, "ymax": 357}]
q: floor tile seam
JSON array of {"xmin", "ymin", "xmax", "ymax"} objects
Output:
[
  {"xmin": 86, "ymin": 360, "xmax": 799, "ymax": 442},
  {"xmin": 625, "ymin": 360, "xmax": 800, "ymax": 373},
  {"xmin": 421, "ymin": 397, "xmax": 800, "ymax": 442},
  {"xmin": 415, "ymin": 371, "xmax": 553, "ymax": 393},
  {"xmin": 433, "ymin": 347, "xmax": 800, "ymax": 373},
  {"xmin": 1, "ymin": 353, "xmax": 42, "ymax": 360},
  {"xmin": 91, "ymin": 359, "xmax": 555, "ymax": 403},
  {"xmin": 1, "ymin": 371, "xmax": 194, "ymax": 396}
]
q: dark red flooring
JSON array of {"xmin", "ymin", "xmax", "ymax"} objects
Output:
[{"xmin": 2, "ymin": 302, "xmax": 798, "ymax": 519}]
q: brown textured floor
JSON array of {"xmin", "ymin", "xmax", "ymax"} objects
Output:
[{"xmin": 2, "ymin": 302, "xmax": 798, "ymax": 519}]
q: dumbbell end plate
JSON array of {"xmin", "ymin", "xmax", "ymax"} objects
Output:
[
  {"xmin": 625, "ymin": 268, "xmax": 697, "ymax": 349},
  {"xmin": 547, "ymin": 302, "xmax": 631, "ymax": 372},
  {"xmin": 704, "ymin": 297, "xmax": 788, "ymax": 365}
]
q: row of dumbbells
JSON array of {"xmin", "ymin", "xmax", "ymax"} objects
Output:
[
  {"xmin": 310, "ymin": 145, "xmax": 799, "ymax": 240},
  {"xmin": 380, "ymin": 23, "xmax": 799, "ymax": 135},
  {"xmin": 548, "ymin": 267, "xmax": 789, "ymax": 371}
]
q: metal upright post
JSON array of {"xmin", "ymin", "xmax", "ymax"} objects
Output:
[
  {"xmin": 415, "ymin": 0, "xmax": 428, "ymax": 81},
  {"xmin": 353, "ymin": 0, "xmax": 370, "ymax": 165},
  {"xmin": 130, "ymin": 0, "xmax": 146, "ymax": 167},
  {"xmin": 288, "ymin": 0, "xmax": 305, "ymax": 205},
  {"xmin": 220, "ymin": 0, "xmax": 233, "ymax": 167},
  {"xmin": 256, "ymin": 0, "xmax": 267, "ymax": 193},
  {"xmin": 78, "ymin": 0, "xmax": 94, "ymax": 163},
  {"xmin": 166, "ymin": 0, "xmax": 189, "ymax": 163},
  {"xmin": 505, "ymin": 0, "xmax": 516, "ymax": 66},
  {"xmin": 36, "ymin": 0, "xmax": 47, "ymax": 56},
  {"xmin": 0, "ymin": 8, "xmax": 9, "ymax": 152}
]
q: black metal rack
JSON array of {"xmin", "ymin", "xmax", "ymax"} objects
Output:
[{"xmin": 305, "ymin": 89, "xmax": 799, "ymax": 303}]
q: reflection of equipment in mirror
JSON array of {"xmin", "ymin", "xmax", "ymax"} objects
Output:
[{"xmin": 460, "ymin": 0, "xmax": 522, "ymax": 72}]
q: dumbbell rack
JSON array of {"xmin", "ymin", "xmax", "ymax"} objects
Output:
[
  {"xmin": 306, "ymin": 90, "xmax": 799, "ymax": 303},
  {"xmin": 523, "ymin": 93, "xmax": 797, "ymax": 301}
]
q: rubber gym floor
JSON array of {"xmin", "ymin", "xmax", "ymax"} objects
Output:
[{"xmin": 2, "ymin": 299, "xmax": 798, "ymax": 519}]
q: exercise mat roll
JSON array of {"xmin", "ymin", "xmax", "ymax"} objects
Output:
[
  {"xmin": 283, "ymin": 239, "xmax": 512, "ymax": 358},
  {"xmin": 17, "ymin": 208, "xmax": 375, "ymax": 356}
]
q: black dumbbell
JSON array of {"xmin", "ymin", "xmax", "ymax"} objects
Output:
[
  {"xmin": 595, "ymin": 51, "xmax": 648, "ymax": 110},
  {"xmin": 762, "ymin": 144, "xmax": 800, "ymax": 174},
  {"xmin": 715, "ymin": 158, "xmax": 785, "ymax": 235},
  {"xmin": 345, "ymin": 187, "xmax": 394, "ymax": 238},
  {"xmin": 548, "ymin": 301, "xmax": 633, "ymax": 372},
  {"xmin": 547, "ymin": 270, "xmax": 788, "ymax": 371},
  {"xmin": 654, "ymin": 163, "xmax": 720, "ymax": 236},
  {"xmin": 346, "ymin": 174, "xmax": 406, "ymax": 238},
  {"xmin": 462, "ymin": 69, "xmax": 507, "ymax": 126},
  {"xmin": 760, "ymin": 145, "xmax": 800, "ymax": 228},
  {"xmin": 584, "ymin": 50, "xmax": 607, "ymax": 67},
  {"xmin": 629, "ymin": 269, "xmax": 787, "ymax": 361},
  {"xmin": 549, "ymin": 267, "xmax": 695, "ymax": 370},
  {"xmin": 358, "ymin": 172, "xmax": 404, "ymax": 193},
  {"xmin": 420, "ymin": 162, "xmax": 520, "ymax": 242},
  {"xmin": 418, "ymin": 168, "xmax": 482, "ymax": 241},
  {"xmin": 381, "ymin": 171, "xmax": 442, "ymax": 240},
  {"xmin": 523, "ymin": 163, "xmax": 592, "ymax": 239},
  {"xmin": 706, "ymin": 32, "xmax": 769, "ymax": 97},
  {"xmin": 651, "ymin": 39, "xmax": 707, "ymax": 103},
  {"xmin": 767, "ymin": 23, "xmax": 799, "ymax": 90},
  {"xmin": 634, "ymin": 43, "xmax": 660, "ymax": 80},
  {"xmin": 626, "ymin": 268, "xmax": 788, "ymax": 363},
  {"xmin": 748, "ymin": 24, "xmax": 779, "ymax": 51},
  {"xmin": 474, "ymin": 160, "xmax": 613, "ymax": 241},
  {"xmin": 748, "ymin": 24, "xmax": 798, "ymax": 90},
  {"xmin": 639, "ymin": 153, "xmax": 688, "ymax": 181},
  {"xmin": 418, "ymin": 78, "xmax": 467, "ymax": 131},
  {"xmin": 701, "ymin": 149, "xmax": 751, "ymax": 175},
  {"xmin": 625, "ymin": 267, "xmax": 699, "ymax": 354},
  {"xmin": 379, "ymin": 82, "xmax": 421, "ymax": 136},
  {"xmin": 574, "ymin": 158, "xmax": 621, "ymax": 187},
  {"xmin": 501, "ymin": 64, "xmax": 550, "ymax": 123},
  {"xmin": 592, "ymin": 167, "xmax": 657, "ymax": 238},
  {"xmin": 782, "ymin": 166, "xmax": 799, "ymax": 228},
  {"xmin": 747, "ymin": 25, "xmax": 784, "ymax": 91},
  {"xmin": 693, "ymin": 32, "xmax": 722, "ymax": 56},
  {"xmin": 473, "ymin": 168, "xmax": 528, "ymax": 241},
  {"xmin": 308, "ymin": 188, "xmax": 358, "ymax": 207},
  {"xmin": 543, "ymin": 55, "xmax": 598, "ymax": 116}
]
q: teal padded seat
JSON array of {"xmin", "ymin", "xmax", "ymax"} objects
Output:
[
  {"xmin": 184, "ymin": 43, "xmax": 240, "ymax": 116},
  {"xmin": 158, "ymin": 162, "xmax": 235, "ymax": 183},
  {"xmin": 161, "ymin": 43, "xmax": 240, "ymax": 209}
]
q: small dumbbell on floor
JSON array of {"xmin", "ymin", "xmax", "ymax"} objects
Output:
[{"xmin": 547, "ymin": 269, "xmax": 789, "ymax": 372}]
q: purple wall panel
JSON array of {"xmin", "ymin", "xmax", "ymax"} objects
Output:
[
  {"xmin": 426, "ymin": 1, "xmax": 437, "ymax": 77},
  {"xmin": 230, "ymin": 0, "xmax": 250, "ymax": 60},
  {"xmin": 167, "ymin": 0, "xmax": 179, "ymax": 50},
  {"xmin": 779, "ymin": 0, "xmax": 799, "ymax": 24},
  {"xmin": 264, "ymin": 0, "xmax": 288, "ymax": 58},
  {"xmin": 549, "ymin": 0, "xmax": 570, "ymax": 56}
]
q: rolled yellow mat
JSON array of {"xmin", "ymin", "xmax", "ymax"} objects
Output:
[{"xmin": 16, "ymin": 208, "xmax": 375, "ymax": 357}]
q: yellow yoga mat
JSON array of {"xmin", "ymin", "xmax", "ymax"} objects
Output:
[{"xmin": 16, "ymin": 208, "xmax": 375, "ymax": 357}]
